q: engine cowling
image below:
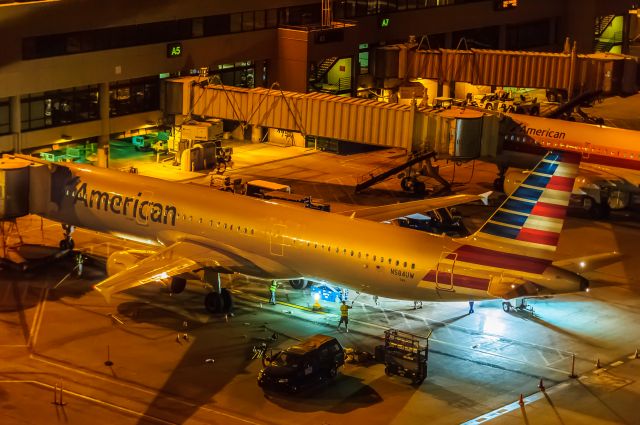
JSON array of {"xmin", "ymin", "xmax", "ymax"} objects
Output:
[{"xmin": 106, "ymin": 249, "xmax": 155, "ymax": 276}]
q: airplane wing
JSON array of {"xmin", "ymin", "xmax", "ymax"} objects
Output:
[
  {"xmin": 340, "ymin": 193, "xmax": 490, "ymax": 222},
  {"xmin": 94, "ymin": 241, "xmax": 242, "ymax": 303}
]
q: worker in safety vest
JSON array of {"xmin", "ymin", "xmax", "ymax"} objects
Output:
[
  {"xmin": 337, "ymin": 301, "xmax": 352, "ymax": 332},
  {"xmin": 269, "ymin": 281, "xmax": 277, "ymax": 305}
]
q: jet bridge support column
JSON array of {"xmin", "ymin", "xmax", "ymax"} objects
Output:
[{"xmin": 98, "ymin": 82, "xmax": 110, "ymax": 168}]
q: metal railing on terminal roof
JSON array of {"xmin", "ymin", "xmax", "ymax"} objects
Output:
[{"xmin": 279, "ymin": 20, "xmax": 357, "ymax": 32}]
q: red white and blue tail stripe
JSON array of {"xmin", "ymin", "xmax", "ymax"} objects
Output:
[{"xmin": 474, "ymin": 151, "xmax": 580, "ymax": 259}]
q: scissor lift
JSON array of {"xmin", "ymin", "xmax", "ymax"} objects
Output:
[{"xmin": 383, "ymin": 329, "xmax": 430, "ymax": 385}]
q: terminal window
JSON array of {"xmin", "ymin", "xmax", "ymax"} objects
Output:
[{"xmin": 20, "ymin": 86, "xmax": 99, "ymax": 132}]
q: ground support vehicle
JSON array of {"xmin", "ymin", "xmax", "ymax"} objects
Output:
[
  {"xmin": 257, "ymin": 334, "xmax": 345, "ymax": 393},
  {"xmin": 382, "ymin": 329, "xmax": 430, "ymax": 385}
]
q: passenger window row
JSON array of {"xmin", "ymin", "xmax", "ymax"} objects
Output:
[
  {"xmin": 292, "ymin": 238, "xmax": 415, "ymax": 270},
  {"xmin": 178, "ymin": 213, "xmax": 255, "ymax": 235}
]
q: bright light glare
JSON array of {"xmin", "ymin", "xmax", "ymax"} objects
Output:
[
  {"xmin": 579, "ymin": 261, "xmax": 586, "ymax": 268},
  {"xmin": 313, "ymin": 293, "xmax": 320, "ymax": 301}
]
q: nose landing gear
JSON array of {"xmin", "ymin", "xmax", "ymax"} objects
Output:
[{"xmin": 59, "ymin": 224, "xmax": 75, "ymax": 251}]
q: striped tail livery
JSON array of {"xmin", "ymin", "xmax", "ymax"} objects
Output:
[{"xmin": 422, "ymin": 151, "xmax": 588, "ymax": 302}]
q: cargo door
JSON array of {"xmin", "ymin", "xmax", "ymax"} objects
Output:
[{"xmin": 270, "ymin": 224, "xmax": 286, "ymax": 256}]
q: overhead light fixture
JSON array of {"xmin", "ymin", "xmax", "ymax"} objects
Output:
[{"xmin": 61, "ymin": 134, "xmax": 72, "ymax": 141}]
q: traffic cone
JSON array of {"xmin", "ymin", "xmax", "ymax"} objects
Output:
[
  {"xmin": 595, "ymin": 358, "xmax": 602, "ymax": 368},
  {"xmin": 312, "ymin": 293, "xmax": 322, "ymax": 311},
  {"xmin": 518, "ymin": 394, "xmax": 525, "ymax": 405},
  {"xmin": 538, "ymin": 378, "xmax": 545, "ymax": 391}
]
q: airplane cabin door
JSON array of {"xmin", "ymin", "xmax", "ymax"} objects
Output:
[
  {"xmin": 436, "ymin": 251, "xmax": 456, "ymax": 291},
  {"xmin": 270, "ymin": 224, "xmax": 286, "ymax": 256}
]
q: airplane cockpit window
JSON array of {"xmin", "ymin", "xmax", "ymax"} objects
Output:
[
  {"xmin": 350, "ymin": 250, "xmax": 354, "ymax": 256},
  {"xmin": 199, "ymin": 218, "xmax": 202, "ymax": 224},
  {"xmin": 411, "ymin": 263, "xmax": 415, "ymax": 269}
]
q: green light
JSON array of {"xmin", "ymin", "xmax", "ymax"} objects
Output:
[
  {"xmin": 166, "ymin": 42, "xmax": 183, "ymax": 58},
  {"xmin": 380, "ymin": 18, "xmax": 390, "ymax": 28}
]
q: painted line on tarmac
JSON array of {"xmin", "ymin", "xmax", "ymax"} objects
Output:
[
  {"xmin": 27, "ymin": 287, "xmax": 48, "ymax": 348},
  {"xmin": 0, "ymin": 379, "xmax": 175, "ymax": 425},
  {"xmin": 460, "ymin": 381, "xmax": 573, "ymax": 425},
  {"xmin": 28, "ymin": 355, "xmax": 265, "ymax": 425}
]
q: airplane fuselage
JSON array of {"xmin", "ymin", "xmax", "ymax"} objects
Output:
[{"xmin": 36, "ymin": 161, "xmax": 580, "ymax": 302}]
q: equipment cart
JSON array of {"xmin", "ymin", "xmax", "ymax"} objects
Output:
[{"xmin": 383, "ymin": 329, "xmax": 431, "ymax": 385}]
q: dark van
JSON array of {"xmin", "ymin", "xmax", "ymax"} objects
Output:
[{"xmin": 257, "ymin": 334, "xmax": 344, "ymax": 393}]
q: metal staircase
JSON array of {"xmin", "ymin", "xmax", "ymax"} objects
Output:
[
  {"xmin": 309, "ymin": 57, "xmax": 339, "ymax": 90},
  {"xmin": 594, "ymin": 15, "xmax": 615, "ymax": 37}
]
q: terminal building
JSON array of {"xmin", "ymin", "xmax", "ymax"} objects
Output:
[{"xmin": 0, "ymin": 0, "xmax": 637, "ymax": 156}]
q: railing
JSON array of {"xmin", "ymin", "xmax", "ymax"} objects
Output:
[{"xmin": 279, "ymin": 20, "xmax": 357, "ymax": 32}]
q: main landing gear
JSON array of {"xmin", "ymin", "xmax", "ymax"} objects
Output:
[
  {"xmin": 59, "ymin": 224, "xmax": 75, "ymax": 251},
  {"xmin": 203, "ymin": 270, "xmax": 234, "ymax": 315},
  {"xmin": 502, "ymin": 298, "xmax": 533, "ymax": 313}
]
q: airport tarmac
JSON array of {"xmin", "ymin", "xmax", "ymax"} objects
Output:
[{"xmin": 1, "ymin": 142, "xmax": 640, "ymax": 424}]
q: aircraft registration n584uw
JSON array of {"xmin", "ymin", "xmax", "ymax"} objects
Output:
[{"xmin": 12, "ymin": 150, "xmax": 589, "ymax": 313}]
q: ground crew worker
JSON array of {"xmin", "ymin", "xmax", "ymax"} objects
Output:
[
  {"xmin": 269, "ymin": 281, "xmax": 277, "ymax": 305},
  {"xmin": 337, "ymin": 301, "xmax": 352, "ymax": 332},
  {"xmin": 468, "ymin": 300, "xmax": 475, "ymax": 314}
]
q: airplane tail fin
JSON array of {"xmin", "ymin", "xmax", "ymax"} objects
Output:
[{"xmin": 472, "ymin": 150, "xmax": 580, "ymax": 260}]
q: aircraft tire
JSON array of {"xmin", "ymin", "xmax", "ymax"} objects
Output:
[
  {"xmin": 400, "ymin": 176, "xmax": 412, "ymax": 192},
  {"xmin": 289, "ymin": 279, "xmax": 307, "ymax": 290},
  {"xmin": 221, "ymin": 288, "xmax": 233, "ymax": 313},
  {"xmin": 59, "ymin": 239, "xmax": 74, "ymax": 251},
  {"xmin": 170, "ymin": 277, "xmax": 187, "ymax": 294},
  {"xmin": 413, "ymin": 181, "xmax": 426, "ymax": 195},
  {"xmin": 204, "ymin": 292, "xmax": 223, "ymax": 314}
]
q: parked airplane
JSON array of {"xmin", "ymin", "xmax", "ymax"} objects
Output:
[
  {"xmin": 497, "ymin": 113, "xmax": 640, "ymax": 216},
  {"xmin": 9, "ymin": 150, "xmax": 588, "ymax": 313}
]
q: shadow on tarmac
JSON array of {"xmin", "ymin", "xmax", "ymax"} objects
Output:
[{"xmin": 263, "ymin": 374, "xmax": 383, "ymax": 413}]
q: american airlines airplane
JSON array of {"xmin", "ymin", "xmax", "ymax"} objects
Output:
[
  {"xmin": 498, "ymin": 113, "xmax": 640, "ymax": 216},
  {"xmin": 9, "ymin": 150, "xmax": 589, "ymax": 314}
]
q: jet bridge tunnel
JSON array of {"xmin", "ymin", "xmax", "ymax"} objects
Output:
[{"xmin": 0, "ymin": 155, "xmax": 57, "ymax": 222}]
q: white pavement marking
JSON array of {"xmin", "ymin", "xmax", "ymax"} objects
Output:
[{"xmin": 460, "ymin": 381, "xmax": 573, "ymax": 425}]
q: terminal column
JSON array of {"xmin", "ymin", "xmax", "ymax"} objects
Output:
[
  {"xmin": 98, "ymin": 82, "xmax": 110, "ymax": 167},
  {"xmin": 10, "ymin": 95, "xmax": 20, "ymax": 152}
]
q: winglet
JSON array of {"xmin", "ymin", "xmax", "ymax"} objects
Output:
[{"xmin": 478, "ymin": 191, "xmax": 492, "ymax": 206}]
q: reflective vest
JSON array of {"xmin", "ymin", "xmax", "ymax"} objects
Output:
[
  {"xmin": 269, "ymin": 283, "xmax": 277, "ymax": 292},
  {"xmin": 340, "ymin": 304, "xmax": 349, "ymax": 317}
]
